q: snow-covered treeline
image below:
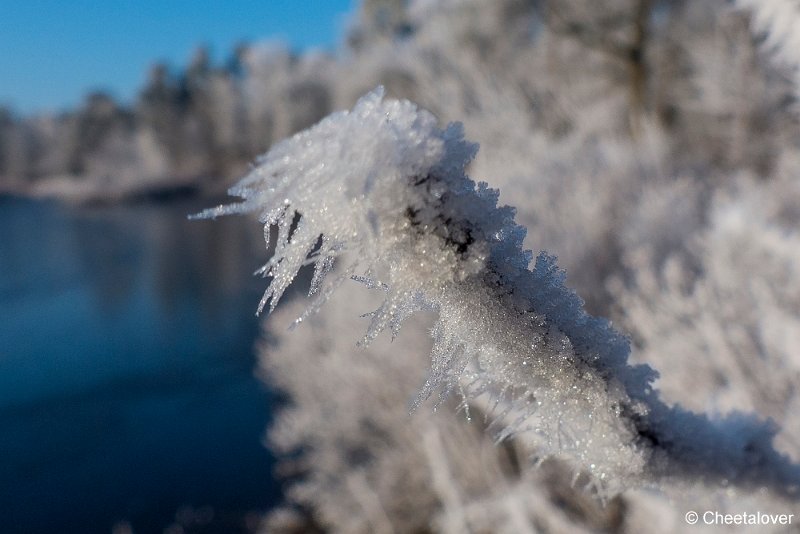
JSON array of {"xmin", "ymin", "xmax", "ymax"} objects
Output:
[{"xmin": 3, "ymin": 0, "xmax": 797, "ymax": 204}]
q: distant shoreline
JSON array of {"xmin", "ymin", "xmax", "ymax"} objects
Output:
[{"xmin": 0, "ymin": 174, "xmax": 230, "ymax": 206}]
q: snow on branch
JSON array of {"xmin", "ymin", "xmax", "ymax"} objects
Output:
[{"xmin": 196, "ymin": 88, "xmax": 800, "ymax": 497}]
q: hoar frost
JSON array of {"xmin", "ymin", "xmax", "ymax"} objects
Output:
[{"xmin": 197, "ymin": 88, "xmax": 800, "ymax": 497}]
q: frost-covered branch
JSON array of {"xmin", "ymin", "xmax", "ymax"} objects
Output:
[{"xmin": 197, "ymin": 88, "xmax": 800, "ymax": 497}]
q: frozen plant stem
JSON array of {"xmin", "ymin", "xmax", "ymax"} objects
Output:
[{"xmin": 196, "ymin": 88, "xmax": 800, "ymax": 497}]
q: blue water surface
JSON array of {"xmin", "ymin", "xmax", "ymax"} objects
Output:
[{"xmin": 0, "ymin": 195, "xmax": 278, "ymax": 533}]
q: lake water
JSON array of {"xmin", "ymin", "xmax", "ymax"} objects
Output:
[{"xmin": 0, "ymin": 195, "xmax": 280, "ymax": 533}]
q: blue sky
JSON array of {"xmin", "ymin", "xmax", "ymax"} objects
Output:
[{"xmin": 0, "ymin": 0, "xmax": 355, "ymax": 115}]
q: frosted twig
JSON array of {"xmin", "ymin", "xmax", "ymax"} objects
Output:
[{"xmin": 197, "ymin": 88, "xmax": 800, "ymax": 497}]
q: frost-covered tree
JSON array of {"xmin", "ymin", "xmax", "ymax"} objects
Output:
[
  {"xmin": 738, "ymin": 0, "xmax": 800, "ymax": 95},
  {"xmin": 4, "ymin": 0, "xmax": 796, "ymax": 203}
]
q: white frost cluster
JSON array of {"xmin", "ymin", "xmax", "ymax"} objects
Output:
[{"xmin": 199, "ymin": 88, "xmax": 800, "ymax": 496}]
